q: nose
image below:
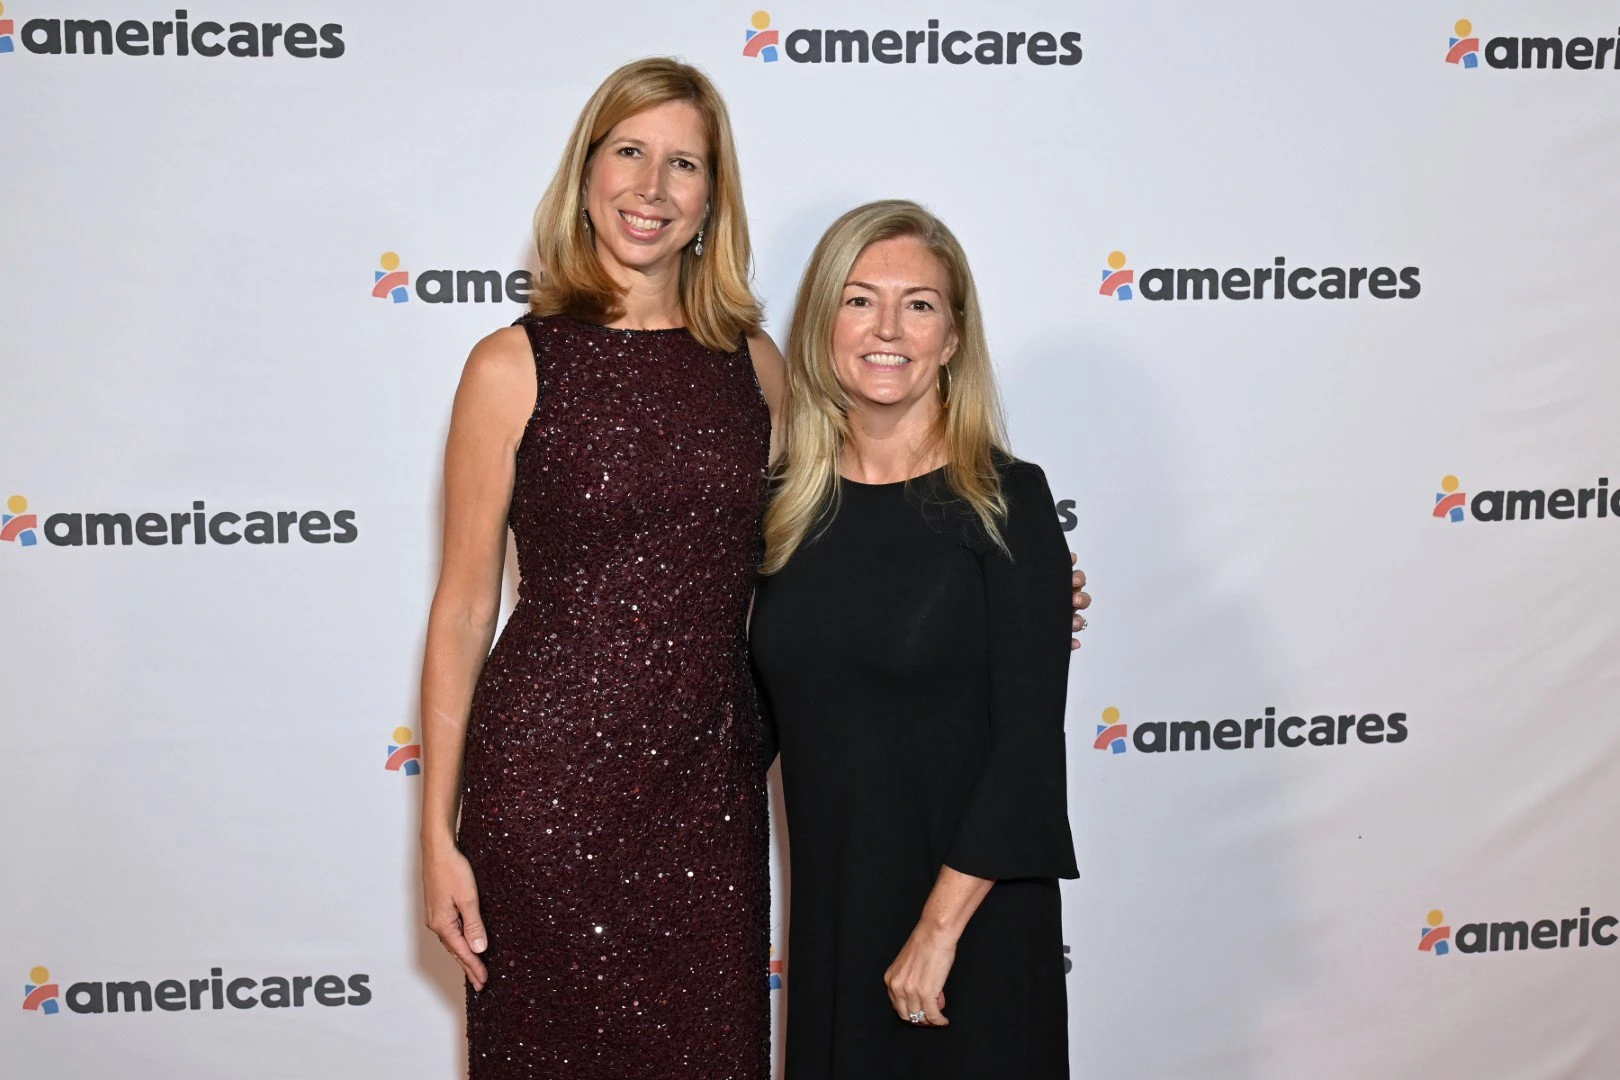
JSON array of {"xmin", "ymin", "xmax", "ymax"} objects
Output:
[
  {"xmin": 634, "ymin": 158, "xmax": 667, "ymax": 205},
  {"xmin": 874, "ymin": 298, "xmax": 902, "ymax": 342}
]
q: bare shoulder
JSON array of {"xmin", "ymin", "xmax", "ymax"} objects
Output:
[
  {"xmin": 745, "ymin": 329, "xmax": 787, "ymax": 418},
  {"xmin": 464, "ymin": 324, "xmax": 534, "ymax": 386},
  {"xmin": 453, "ymin": 324, "xmax": 537, "ymax": 443}
]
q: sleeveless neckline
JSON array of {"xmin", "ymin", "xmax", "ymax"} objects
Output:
[{"xmin": 560, "ymin": 313, "xmax": 690, "ymax": 336}]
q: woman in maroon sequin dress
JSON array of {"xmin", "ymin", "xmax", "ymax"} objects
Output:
[{"xmin": 416, "ymin": 59, "xmax": 783, "ymax": 1079}]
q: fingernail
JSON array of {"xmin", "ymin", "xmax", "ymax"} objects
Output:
[{"xmin": 473, "ymin": 939, "xmax": 487, "ymax": 952}]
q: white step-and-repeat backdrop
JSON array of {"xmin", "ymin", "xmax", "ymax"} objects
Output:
[{"xmin": 5, "ymin": 1, "xmax": 1618, "ymax": 1076}]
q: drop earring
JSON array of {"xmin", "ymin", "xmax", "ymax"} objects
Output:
[{"xmin": 694, "ymin": 229, "xmax": 705, "ymax": 257}]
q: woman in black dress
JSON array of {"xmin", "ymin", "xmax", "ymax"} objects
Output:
[{"xmin": 751, "ymin": 200, "xmax": 1079, "ymax": 1078}]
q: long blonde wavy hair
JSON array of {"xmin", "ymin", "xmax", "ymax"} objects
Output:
[
  {"xmin": 762, "ymin": 200, "xmax": 1010, "ymax": 574},
  {"xmin": 530, "ymin": 57, "xmax": 762, "ymax": 352}
]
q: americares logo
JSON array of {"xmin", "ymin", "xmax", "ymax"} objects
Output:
[
  {"xmin": 1445, "ymin": 19, "xmax": 1620, "ymax": 70},
  {"xmin": 386, "ymin": 727, "xmax": 421, "ymax": 775},
  {"xmin": 741, "ymin": 14, "xmax": 1081, "ymax": 67},
  {"xmin": 1416, "ymin": 907, "xmax": 1617, "ymax": 955},
  {"xmin": 373, "ymin": 252, "xmax": 409, "ymax": 303},
  {"xmin": 371, "ymin": 252, "xmax": 533, "ymax": 305},
  {"xmin": 1100, "ymin": 251, "xmax": 1134, "ymax": 300},
  {"xmin": 744, "ymin": 11, "xmax": 779, "ymax": 62},
  {"xmin": 2, "ymin": 494, "xmax": 39, "ymax": 545},
  {"xmin": 1094, "ymin": 707, "xmax": 1127, "ymax": 754},
  {"xmin": 1432, "ymin": 474, "xmax": 1620, "ymax": 523},
  {"xmin": 2, "ymin": 494, "xmax": 357, "ymax": 549},
  {"xmin": 23, "ymin": 966, "xmax": 59, "ymax": 1014},
  {"xmin": 1101, "ymin": 251, "xmax": 1420, "ymax": 302},
  {"xmin": 1092, "ymin": 705, "xmax": 1408, "ymax": 755},
  {"xmin": 0, "ymin": 7, "xmax": 344, "ymax": 59},
  {"xmin": 1433, "ymin": 475, "xmax": 1467, "ymax": 522},
  {"xmin": 20, "ymin": 964, "xmax": 370, "ymax": 1013},
  {"xmin": 1446, "ymin": 20, "xmax": 1479, "ymax": 67},
  {"xmin": 1419, "ymin": 910, "xmax": 1451, "ymax": 955}
]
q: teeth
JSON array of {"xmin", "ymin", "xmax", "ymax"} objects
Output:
[
  {"xmin": 862, "ymin": 353, "xmax": 909, "ymax": 366},
  {"xmin": 621, "ymin": 212, "xmax": 665, "ymax": 230}
]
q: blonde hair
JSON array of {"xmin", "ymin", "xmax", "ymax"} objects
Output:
[
  {"xmin": 762, "ymin": 200, "xmax": 1009, "ymax": 574},
  {"xmin": 530, "ymin": 57, "xmax": 762, "ymax": 352}
]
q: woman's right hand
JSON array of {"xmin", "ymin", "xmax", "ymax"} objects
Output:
[{"xmin": 423, "ymin": 844, "xmax": 489, "ymax": 990}]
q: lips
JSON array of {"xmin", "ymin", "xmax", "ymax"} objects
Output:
[{"xmin": 861, "ymin": 352, "xmax": 910, "ymax": 367}]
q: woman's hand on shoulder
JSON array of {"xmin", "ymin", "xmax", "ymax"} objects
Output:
[{"xmin": 1071, "ymin": 553, "xmax": 1090, "ymax": 649}]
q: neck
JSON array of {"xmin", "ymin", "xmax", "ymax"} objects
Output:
[
  {"xmin": 596, "ymin": 242, "xmax": 685, "ymax": 330},
  {"xmin": 841, "ymin": 400, "xmax": 946, "ymax": 484}
]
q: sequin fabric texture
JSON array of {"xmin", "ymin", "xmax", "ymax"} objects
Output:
[{"xmin": 458, "ymin": 313, "xmax": 773, "ymax": 1079}]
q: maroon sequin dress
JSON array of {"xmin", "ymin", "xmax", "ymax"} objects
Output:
[{"xmin": 457, "ymin": 313, "xmax": 772, "ymax": 1079}]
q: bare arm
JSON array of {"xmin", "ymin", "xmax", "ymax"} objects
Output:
[
  {"xmin": 745, "ymin": 329, "xmax": 787, "ymax": 463},
  {"xmin": 419, "ymin": 325, "xmax": 535, "ymax": 989},
  {"xmin": 884, "ymin": 866, "xmax": 995, "ymax": 1026}
]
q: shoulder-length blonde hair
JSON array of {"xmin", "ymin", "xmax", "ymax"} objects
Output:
[
  {"xmin": 762, "ymin": 199, "xmax": 1009, "ymax": 574},
  {"xmin": 531, "ymin": 57, "xmax": 762, "ymax": 352}
]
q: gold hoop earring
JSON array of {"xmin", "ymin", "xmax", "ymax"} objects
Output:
[{"xmin": 939, "ymin": 364, "xmax": 952, "ymax": 409}]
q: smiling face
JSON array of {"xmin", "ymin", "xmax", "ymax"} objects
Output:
[
  {"xmin": 831, "ymin": 234, "xmax": 960, "ymax": 419},
  {"xmin": 583, "ymin": 100, "xmax": 711, "ymax": 280}
]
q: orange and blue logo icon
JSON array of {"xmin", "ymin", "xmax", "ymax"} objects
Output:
[
  {"xmin": 1094, "ymin": 706, "xmax": 1127, "ymax": 754},
  {"xmin": 768, "ymin": 945, "xmax": 784, "ymax": 990},
  {"xmin": 373, "ymin": 252, "xmax": 409, "ymax": 303},
  {"xmin": 744, "ymin": 11, "xmax": 780, "ymax": 62},
  {"xmin": 1419, "ymin": 909, "xmax": 1451, "ymax": 955},
  {"xmin": 2, "ymin": 495, "xmax": 39, "ymax": 546},
  {"xmin": 1434, "ymin": 475, "xmax": 1466, "ymax": 522},
  {"xmin": 23, "ymin": 966, "xmax": 59, "ymax": 1014},
  {"xmin": 1100, "ymin": 251, "xmax": 1134, "ymax": 300},
  {"xmin": 1447, "ymin": 20, "xmax": 1479, "ymax": 67},
  {"xmin": 0, "ymin": 4, "xmax": 15, "ymax": 55},
  {"xmin": 387, "ymin": 726, "xmax": 422, "ymax": 775}
]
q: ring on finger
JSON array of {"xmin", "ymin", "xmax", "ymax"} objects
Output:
[{"xmin": 906, "ymin": 1010, "xmax": 927, "ymax": 1024}]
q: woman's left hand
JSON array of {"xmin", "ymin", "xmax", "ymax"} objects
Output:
[
  {"xmin": 1070, "ymin": 553, "xmax": 1091, "ymax": 650},
  {"xmin": 884, "ymin": 924, "xmax": 956, "ymax": 1027}
]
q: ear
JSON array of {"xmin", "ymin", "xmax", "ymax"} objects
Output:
[{"xmin": 941, "ymin": 325, "xmax": 961, "ymax": 367}]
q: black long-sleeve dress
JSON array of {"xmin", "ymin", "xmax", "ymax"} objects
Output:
[{"xmin": 750, "ymin": 458, "xmax": 1079, "ymax": 1080}]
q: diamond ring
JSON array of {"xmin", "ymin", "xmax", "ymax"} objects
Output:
[{"xmin": 907, "ymin": 1011, "xmax": 927, "ymax": 1024}]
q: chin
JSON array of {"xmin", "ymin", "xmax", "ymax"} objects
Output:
[
  {"xmin": 854, "ymin": 390, "xmax": 912, "ymax": 408},
  {"xmin": 605, "ymin": 241, "xmax": 681, "ymax": 269}
]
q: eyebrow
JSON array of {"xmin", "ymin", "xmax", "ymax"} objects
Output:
[{"xmin": 844, "ymin": 280, "xmax": 943, "ymax": 298}]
